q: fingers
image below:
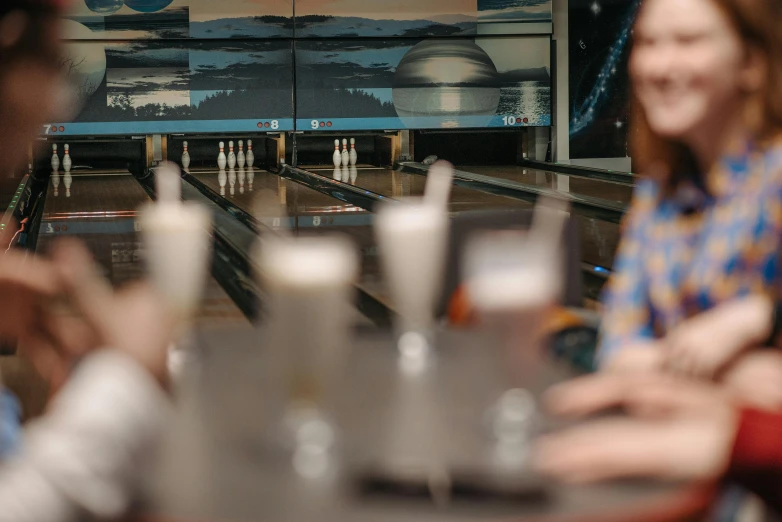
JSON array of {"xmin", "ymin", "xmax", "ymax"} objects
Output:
[
  {"xmin": 40, "ymin": 308, "xmax": 99, "ymax": 359},
  {"xmin": 0, "ymin": 249, "xmax": 60, "ymax": 297},
  {"xmin": 546, "ymin": 372, "xmax": 711, "ymax": 420},
  {"xmin": 535, "ymin": 420, "xmax": 675, "ymax": 482},
  {"xmin": 49, "ymin": 239, "xmax": 116, "ymax": 338}
]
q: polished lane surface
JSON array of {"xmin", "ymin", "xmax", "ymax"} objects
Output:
[
  {"xmin": 37, "ymin": 172, "xmax": 248, "ymax": 328},
  {"xmin": 187, "ymin": 169, "xmax": 387, "ymax": 305},
  {"xmin": 307, "ymin": 166, "xmax": 621, "ymax": 271},
  {"xmin": 307, "ymin": 167, "xmax": 530, "ymax": 212},
  {"xmin": 189, "ymin": 167, "xmax": 620, "ymax": 307},
  {"xmin": 456, "ymin": 165, "xmax": 633, "ymax": 206}
]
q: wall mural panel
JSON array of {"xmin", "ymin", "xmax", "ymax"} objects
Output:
[
  {"xmin": 295, "ymin": 36, "xmax": 551, "ymax": 131},
  {"xmin": 568, "ymin": 0, "xmax": 640, "ymax": 160},
  {"xmin": 49, "ymin": 37, "xmax": 294, "ymax": 135},
  {"xmin": 66, "ymin": 0, "xmax": 294, "ymax": 39},
  {"xmin": 53, "ymin": 0, "xmax": 551, "ymax": 135}
]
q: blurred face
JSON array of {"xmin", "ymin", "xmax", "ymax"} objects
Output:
[
  {"xmin": 0, "ymin": 13, "xmax": 63, "ymax": 169},
  {"xmin": 630, "ymin": 0, "xmax": 760, "ymax": 142}
]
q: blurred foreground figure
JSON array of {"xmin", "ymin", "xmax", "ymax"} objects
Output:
[
  {"xmin": 0, "ymin": 241, "xmax": 175, "ymax": 522},
  {"xmin": 536, "ymin": 369, "xmax": 782, "ymax": 514},
  {"xmin": 0, "ymin": 0, "xmax": 68, "ymax": 186},
  {"xmin": 0, "ymin": 3, "xmax": 176, "ymax": 519},
  {"xmin": 599, "ymin": 0, "xmax": 782, "ymax": 380}
]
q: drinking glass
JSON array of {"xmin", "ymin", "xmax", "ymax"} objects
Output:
[
  {"xmin": 256, "ymin": 235, "xmax": 359, "ymax": 477},
  {"xmin": 463, "ymin": 230, "xmax": 561, "ymax": 466},
  {"xmin": 374, "ymin": 199, "xmax": 449, "ymax": 369}
]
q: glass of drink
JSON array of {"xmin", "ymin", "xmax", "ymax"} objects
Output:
[
  {"xmin": 374, "ymin": 199, "xmax": 449, "ymax": 369},
  {"xmin": 256, "ymin": 235, "xmax": 359, "ymax": 477},
  {"xmin": 463, "ymin": 229, "xmax": 561, "ymax": 466}
]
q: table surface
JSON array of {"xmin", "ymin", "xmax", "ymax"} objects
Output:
[{"xmin": 141, "ymin": 325, "xmax": 715, "ymax": 522}]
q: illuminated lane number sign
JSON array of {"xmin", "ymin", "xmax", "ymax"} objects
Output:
[
  {"xmin": 310, "ymin": 120, "xmax": 334, "ymax": 129},
  {"xmin": 502, "ymin": 116, "xmax": 529, "ymax": 126}
]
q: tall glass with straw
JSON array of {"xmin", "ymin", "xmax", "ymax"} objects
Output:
[
  {"xmin": 463, "ymin": 198, "xmax": 569, "ymax": 467},
  {"xmin": 374, "ymin": 161, "xmax": 453, "ymax": 367},
  {"xmin": 137, "ymin": 162, "xmax": 213, "ymax": 375}
]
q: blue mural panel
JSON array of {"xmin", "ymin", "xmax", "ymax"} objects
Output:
[
  {"xmin": 65, "ymin": 0, "xmax": 294, "ymax": 39},
  {"xmin": 46, "ymin": 37, "xmax": 294, "ymax": 136},
  {"xmin": 295, "ymin": 37, "xmax": 551, "ymax": 131},
  {"xmin": 294, "ymin": 0, "xmax": 552, "ymax": 37}
]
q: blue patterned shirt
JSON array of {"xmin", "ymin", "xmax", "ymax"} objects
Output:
[{"xmin": 599, "ymin": 144, "xmax": 782, "ymax": 362}]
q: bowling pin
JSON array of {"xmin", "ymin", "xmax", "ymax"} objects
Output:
[
  {"xmin": 349, "ymin": 138, "xmax": 357, "ymax": 166},
  {"xmin": 247, "ymin": 166, "xmax": 254, "ymax": 192},
  {"xmin": 246, "ymin": 140, "xmax": 255, "ymax": 167},
  {"xmin": 228, "ymin": 168, "xmax": 236, "ymax": 196},
  {"xmin": 237, "ymin": 140, "xmax": 246, "ymax": 168},
  {"xmin": 52, "ymin": 171, "xmax": 60, "ymax": 197},
  {"xmin": 341, "ymin": 139, "xmax": 349, "ymax": 167},
  {"xmin": 218, "ymin": 142, "xmax": 227, "ymax": 170},
  {"xmin": 350, "ymin": 165, "xmax": 358, "ymax": 185},
  {"xmin": 182, "ymin": 141, "xmax": 191, "ymax": 170},
  {"xmin": 228, "ymin": 141, "xmax": 237, "ymax": 169},
  {"xmin": 64, "ymin": 173, "xmax": 72, "ymax": 198},
  {"xmin": 333, "ymin": 140, "xmax": 341, "ymax": 168},
  {"xmin": 62, "ymin": 144, "xmax": 72, "ymax": 173},
  {"xmin": 238, "ymin": 167, "xmax": 246, "ymax": 194},
  {"xmin": 218, "ymin": 169, "xmax": 227, "ymax": 196},
  {"xmin": 51, "ymin": 144, "xmax": 60, "ymax": 171}
]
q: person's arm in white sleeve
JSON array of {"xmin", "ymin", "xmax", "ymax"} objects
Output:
[{"xmin": 0, "ymin": 350, "xmax": 170, "ymax": 522}]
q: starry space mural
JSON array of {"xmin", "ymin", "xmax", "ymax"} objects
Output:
[{"xmin": 569, "ymin": 0, "xmax": 641, "ymax": 161}]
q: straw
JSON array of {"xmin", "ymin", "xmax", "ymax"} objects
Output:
[{"xmin": 423, "ymin": 160, "xmax": 455, "ymax": 211}]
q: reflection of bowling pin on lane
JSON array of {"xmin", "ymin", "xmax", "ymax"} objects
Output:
[
  {"xmin": 51, "ymin": 144, "xmax": 60, "ymax": 171},
  {"xmin": 237, "ymin": 140, "xmax": 246, "ymax": 168},
  {"xmin": 246, "ymin": 140, "xmax": 255, "ymax": 167},
  {"xmin": 64, "ymin": 173, "xmax": 72, "ymax": 198},
  {"xmin": 247, "ymin": 166, "xmax": 254, "ymax": 191},
  {"xmin": 229, "ymin": 168, "xmax": 236, "ymax": 196},
  {"xmin": 333, "ymin": 166, "xmax": 342, "ymax": 181},
  {"xmin": 218, "ymin": 169, "xmax": 227, "ymax": 196},
  {"xmin": 63, "ymin": 144, "xmax": 72, "ymax": 173},
  {"xmin": 349, "ymin": 138, "xmax": 357, "ymax": 166},
  {"xmin": 333, "ymin": 140, "xmax": 341, "ymax": 168},
  {"xmin": 341, "ymin": 165, "xmax": 349, "ymax": 184},
  {"xmin": 350, "ymin": 165, "xmax": 358, "ymax": 185},
  {"xmin": 238, "ymin": 167, "xmax": 246, "ymax": 194},
  {"xmin": 52, "ymin": 171, "xmax": 60, "ymax": 197},
  {"xmin": 341, "ymin": 139, "xmax": 349, "ymax": 167},
  {"xmin": 182, "ymin": 141, "xmax": 191, "ymax": 170},
  {"xmin": 228, "ymin": 141, "xmax": 237, "ymax": 169},
  {"xmin": 218, "ymin": 141, "xmax": 227, "ymax": 170}
]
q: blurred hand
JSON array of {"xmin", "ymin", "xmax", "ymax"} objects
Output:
[
  {"xmin": 663, "ymin": 296, "xmax": 773, "ymax": 379},
  {"xmin": 602, "ymin": 341, "xmax": 665, "ymax": 373},
  {"xmin": 45, "ymin": 240, "xmax": 175, "ymax": 387},
  {"xmin": 720, "ymin": 351, "xmax": 782, "ymax": 411},
  {"xmin": 0, "ymin": 247, "xmax": 59, "ymax": 343},
  {"xmin": 535, "ymin": 373, "xmax": 738, "ymax": 483}
]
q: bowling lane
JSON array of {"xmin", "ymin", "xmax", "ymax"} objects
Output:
[
  {"xmin": 456, "ymin": 165, "xmax": 633, "ymax": 206},
  {"xmin": 303, "ymin": 166, "xmax": 619, "ymax": 269},
  {"xmin": 307, "ymin": 167, "xmax": 530, "ymax": 212},
  {"xmin": 189, "ymin": 167, "xmax": 620, "ymax": 305},
  {"xmin": 37, "ymin": 173, "xmax": 248, "ymax": 328},
  {"xmin": 187, "ymin": 169, "xmax": 389, "ymax": 306}
]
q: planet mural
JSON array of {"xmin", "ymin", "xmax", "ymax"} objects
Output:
[
  {"xmin": 60, "ymin": 20, "xmax": 107, "ymax": 106},
  {"xmin": 392, "ymin": 40, "xmax": 501, "ymax": 128},
  {"xmin": 84, "ymin": 0, "xmax": 124, "ymax": 14},
  {"xmin": 124, "ymin": 0, "xmax": 174, "ymax": 12}
]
